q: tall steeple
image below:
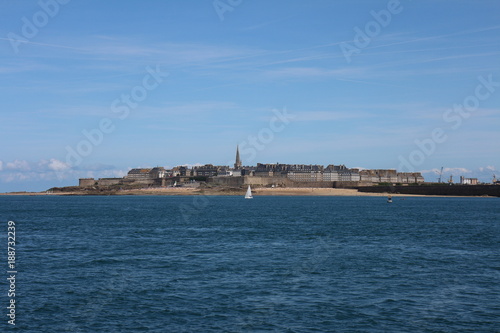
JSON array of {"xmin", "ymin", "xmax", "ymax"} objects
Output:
[{"xmin": 234, "ymin": 145, "xmax": 242, "ymax": 169}]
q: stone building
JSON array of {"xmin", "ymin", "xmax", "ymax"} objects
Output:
[
  {"xmin": 79, "ymin": 145, "xmax": 427, "ymax": 189},
  {"xmin": 193, "ymin": 164, "xmax": 224, "ymax": 177},
  {"xmin": 397, "ymin": 172, "xmax": 425, "ymax": 184},
  {"xmin": 79, "ymin": 178, "xmax": 96, "ymax": 187},
  {"xmin": 287, "ymin": 171, "xmax": 323, "ymax": 182},
  {"xmin": 359, "ymin": 169, "xmax": 398, "ymax": 183},
  {"xmin": 125, "ymin": 167, "xmax": 166, "ymax": 180},
  {"xmin": 172, "ymin": 166, "xmax": 191, "ymax": 177},
  {"xmin": 126, "ymin": 168, "xmax": 152, "ymax": 180},
  {"xmin": 323, "ymin": 165, "xmax": 360, "ymax": 182},
  {"xmin": 460, "ymin": 176, "xmax": 478, "ymax": 185}
]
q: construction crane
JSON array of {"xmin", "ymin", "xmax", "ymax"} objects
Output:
[{"xmin": 437, "ymin": 167, "xmax": 444, "ymax": 183}]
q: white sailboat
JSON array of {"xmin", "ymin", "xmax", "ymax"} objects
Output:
[{"xmin": 245, "ymin": 185, "xmax": 253, "ymax": 199}]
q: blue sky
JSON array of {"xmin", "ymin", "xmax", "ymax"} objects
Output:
[{"xmin": 1, "ymin": 0, "xmax": 499, "ymax": 192}]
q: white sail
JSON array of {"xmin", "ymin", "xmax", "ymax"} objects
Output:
[{"xmin": 245, "ymin": 185, "xmax": 253, "ymax": 199}]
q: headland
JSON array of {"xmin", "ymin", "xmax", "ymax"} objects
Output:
[
  {"xmin": 3, "ymin": 147, "xmax": 498, "ymax": 197},
  {"xmin": 2, "ymin": 184, "xmax": 499, "ymax": 197}
]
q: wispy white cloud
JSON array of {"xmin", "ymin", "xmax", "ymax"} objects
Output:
[
  {"xmin": 367, "ymin": 25, "xmax": 500, "ymax": 52},
  {"xmin": 421, "ymin": 167, "xmax": 472, "ymax": 175},
  {"xmin": 263, "ymin": 66, "xmax": 364, "ymax": 79},
  {"xmin": 33, "ymin": 36, "xmax": 257, "ymax": 68},
  {"xmin": 0, "ymin": 37, "xmax": 87, "ymax": 53},
  {"xmin": 39, "ymin": 159, "xmax": 71, "ymax": 172},
  {"xmin": 420, "ymin": 166, "xmax": 499, "ymax": 183},
  {"xmin": 122, "ymin": 101, "xmax": 241, "ymax": 120},
  {"xmin": 6, "ymin": 160, "xmax": 31, "ymax": 171},
  {"xmin": 479, "ymin": 165, "xmax": 496, "ymax": 172},
  {"xmin": 0, "ymin": 158, "xmax": 126, "ymax": 184},
  {"xmin": 294, "ymin": 110, "xmax": 370, "ymax": 122},
  {"xmin": 241, "ymin": 15, "xmax": 298, "ymax": 32},
  {"xmin": 0, "ymin": 61, "xmax": 53, "ymax": 74}
]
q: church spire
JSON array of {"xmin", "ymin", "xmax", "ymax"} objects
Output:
[{"xmin": 234, "ymin": 145, "xmax": 242, "ymax": 169}]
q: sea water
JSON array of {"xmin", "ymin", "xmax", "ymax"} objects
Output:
[{"xmin": 0, "ymin": 195, "xmax": 498, "ymax": 332}]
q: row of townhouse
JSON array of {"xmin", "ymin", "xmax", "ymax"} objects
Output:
[
  {"xmin": 125, "ymin": 165, "xmax": 234, "ymax": 179},
  {"xmin": 122, "ymin": 164, "xmax": 425, "ymax": 184},
  {"xmin": 286, "ymin": 167, "xmax": 424, "ymax": 184}
]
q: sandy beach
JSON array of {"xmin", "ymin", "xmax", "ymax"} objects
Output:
[
  {"xmin": 0, "ymin": 187, "xmax": 428, "ymax": 197},
  {"xmin": 252, "ymin": 187, "xmax": 411, "ymax": 196}
]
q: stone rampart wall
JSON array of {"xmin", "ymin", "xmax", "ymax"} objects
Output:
[{"xmin": 358, "ymin": 185, "xmax": 500, "ymax": 197}]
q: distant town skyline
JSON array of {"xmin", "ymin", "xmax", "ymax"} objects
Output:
[{"xmin": 1, "ymin": 1, "xmax": 499, "ymax": 192}]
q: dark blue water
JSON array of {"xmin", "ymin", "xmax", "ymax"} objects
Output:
[{"xmin": 1, "ymin": 195, "xmax": 499, "ymax": 332}]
